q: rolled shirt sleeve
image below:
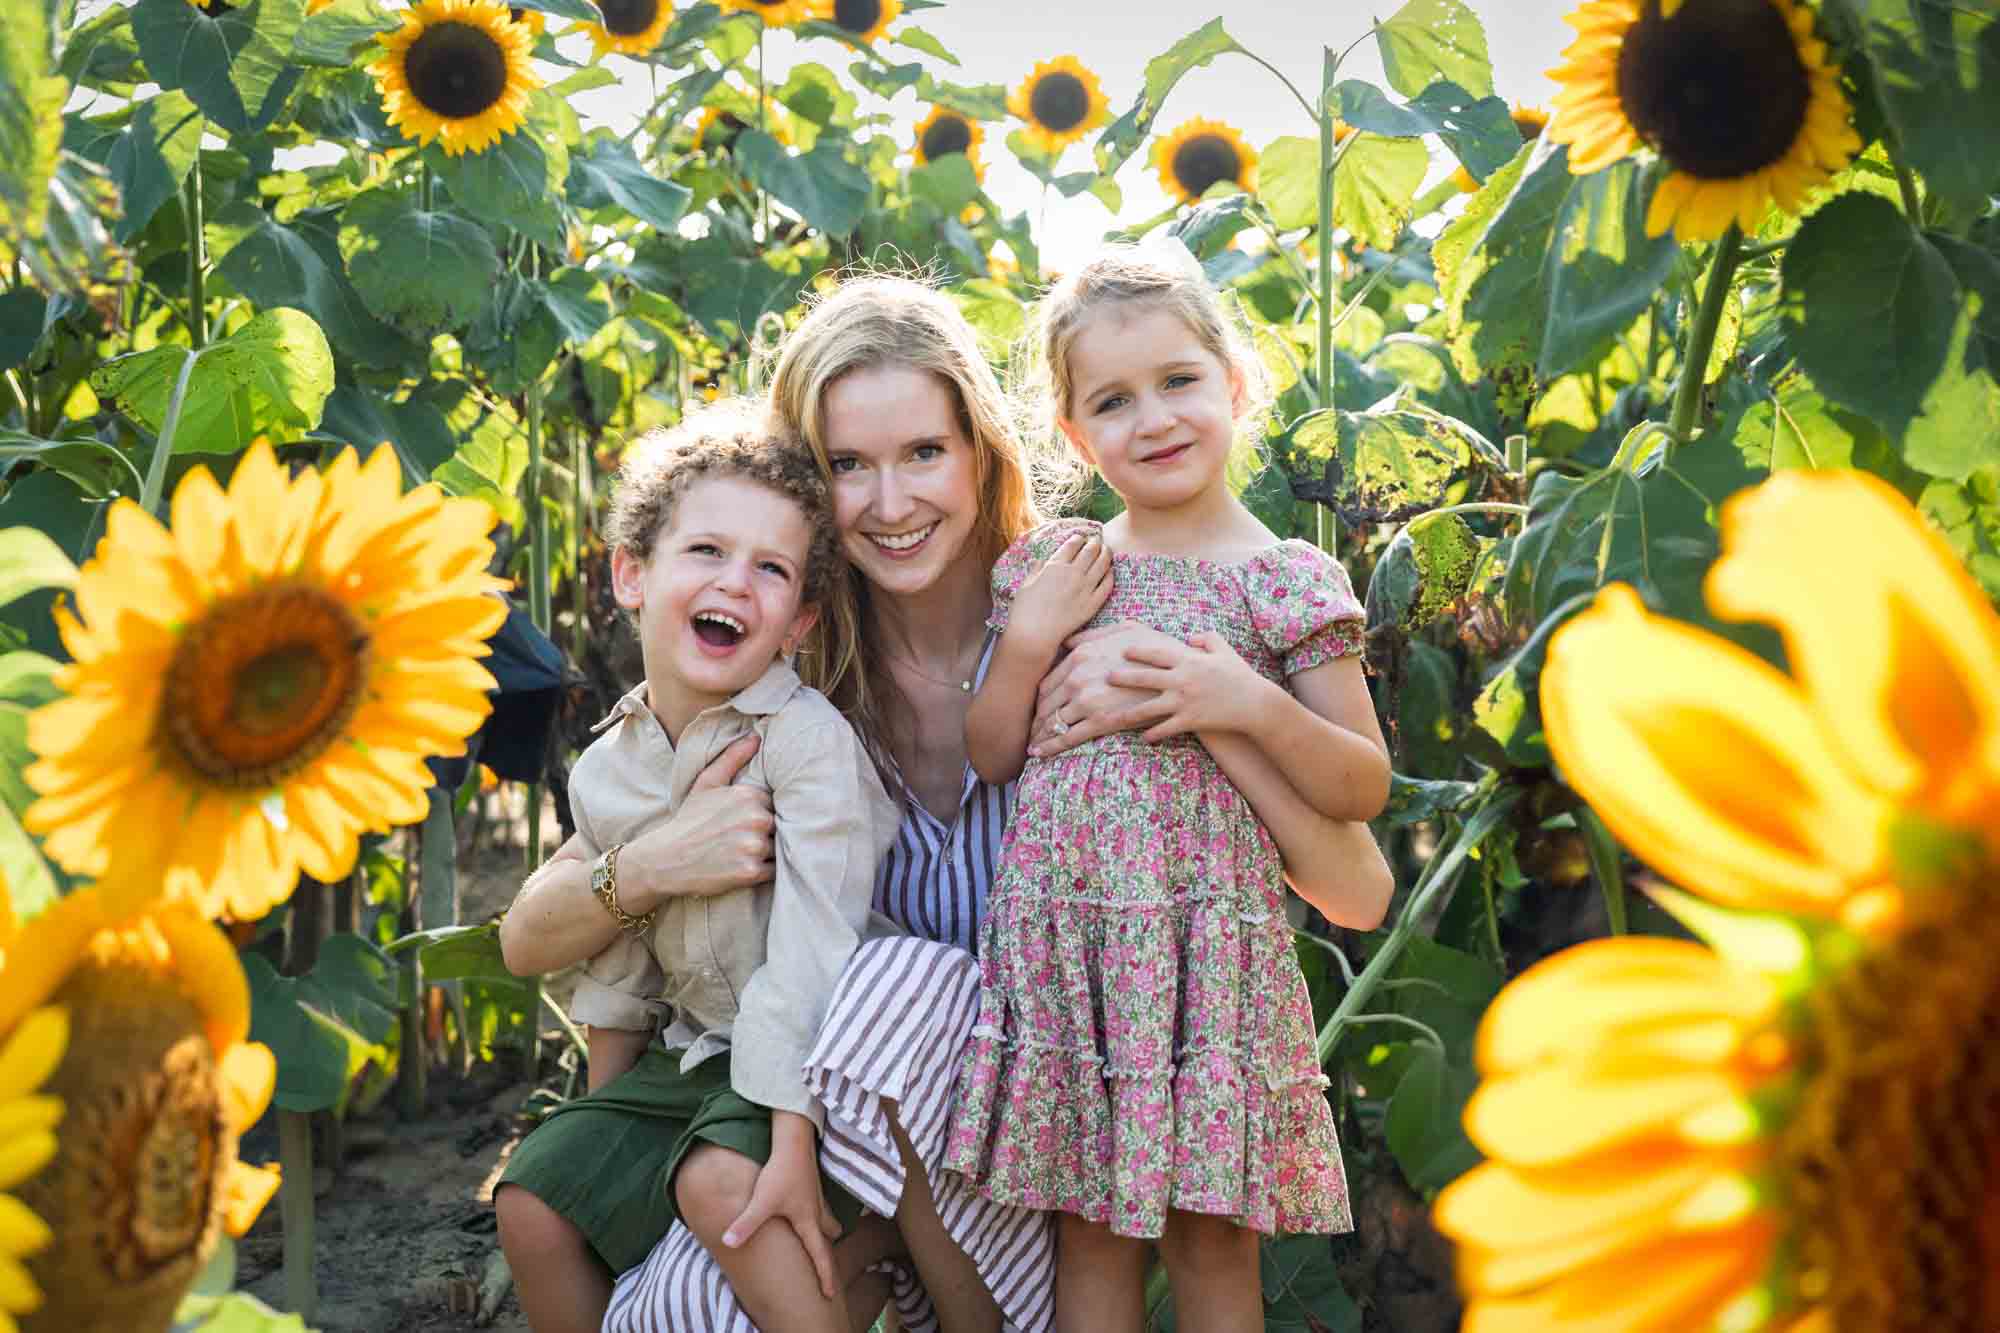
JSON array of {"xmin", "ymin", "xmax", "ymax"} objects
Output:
[{"xmin": 729, "ymin": 712, "xmax": 898, "ymax": 1125}]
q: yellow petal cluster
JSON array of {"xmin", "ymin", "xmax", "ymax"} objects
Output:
[
  {"xmin": 24, "ymin": 441, "xmax": 508, "ymax": 923},
  {"xmin": 1006, "ymin": 56, "xmax": 1111, "ymax": 157},
  {"xmin": 1437, "ymin": 471, "xmax": 2000, "ymax": 1331},
  {"xmin": 371, "ymin": 0, "xmax": 542, "ymax": 156},
  {"xmin": 1151, "ymin": 117, "xmax": 1256, "ymax": 206}
]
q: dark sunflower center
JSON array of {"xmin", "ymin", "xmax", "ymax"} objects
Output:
[
  {"xmin": 164, "ymin": 582, "xmax": 371, "ymax": 789},
  {"xmin": 921, "ymin": 115, "xmax": 973, "ymax": 160},
  {"xmin": 197, "ymin": 0, "xmax": 234, "ymax": 16},
  {"xmin": 1171, "ymin": 133, "xmax": 1242, "ymax": 198},
  {"xmin": 1614, "ymin": 0, "xmax": 1810, "ymax": 180},
  {"xmin": 403, "ymin": 20, "xmax": 509, "ymax": 119},
  {"xmin": 1512, "ymin": 110, "xmax": 1547, "ymax": 141},
  {"xmin": 1778, "ymin": 873, "xmax": 2000, "ymax": 1330},
  {"xmin": 1028, "ymin": 71, "xmax": 1090, "ymax": 133},
  {"xmin": 599, "ymin": 0, "xmax": 660, "ymax": 36},
  {"xmin": 832, "ymin": 0, "xmax": 881, "ymax": 33}
]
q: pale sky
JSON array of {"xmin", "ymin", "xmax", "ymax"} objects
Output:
[{"xmin": 563, "ymin": 0, "xmax": 1583, "ymax": 267}]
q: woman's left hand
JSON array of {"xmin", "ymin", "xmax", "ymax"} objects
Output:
[{"xmin": 1106, "ymin": 631, "xmax": 1267, "ymax": 741}]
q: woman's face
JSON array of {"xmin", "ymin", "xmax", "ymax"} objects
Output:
[{"xmin": 820, "ymin": 364, "xmax": 983, "ymax": 600}]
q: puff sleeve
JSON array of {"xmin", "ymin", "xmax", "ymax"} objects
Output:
[
  {"xmin": 1248, "ymin": 540, "xmax": 1365, "ymax": 677},
  {"xmin": 985, "ymin": 518, "xmax": 1101, "ymax": 635}
]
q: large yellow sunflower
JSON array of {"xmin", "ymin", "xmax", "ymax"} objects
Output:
[
  {"xmin": 825, "ymin": 0, "xmax": 897, "ymax": 44},
  {"xmin": 577, "ymin": 0, "xmax": 673, "ymax": 59},
  {"xmin": 1435, "ymin": 470, "xmax": 2000, "ymax": 1332},
  {"xmin": 1006, "ymin": 56, "xmax": 1110, "ymax": 157},
  {"xmin": 371, "ymin": 0, "xmax": 542, "ymax": 156},
  {"xmin": 1151, "ymin": 117, "xmax": 1256, "ymax": 206},
  {"xmin": 913, "ymin": 105, "xmax": 986, "ymax": 183},
  {"xmin": 4, "ymin": 887, "xmax": 280, "ymax": 1333},
  {"xmin": 23, "ymin": 441, "xmax": 508, "ymax": 923},
  {"xmin": 716, "ymin": 0, "xmax": 818, "ymax": 27},
  {"xmin": 0, "ymin": 883, "xmax": 63, "ymax": 1333},
  {"xmin": 1546, "ymin": 0, "xmax": 1862, "ymax": 240}
]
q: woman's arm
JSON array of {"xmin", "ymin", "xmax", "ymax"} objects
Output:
[
  {"xmin": 1201, "ymin": 730, "xmax": 1393, "ymax": 929},
  {"xmin": 498, "ymin": 734, "xmax": 775, "ymax": 976}
]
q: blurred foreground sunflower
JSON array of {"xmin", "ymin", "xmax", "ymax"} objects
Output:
[
  {"xmin": 0, "ymin": 890, "xmax": 64, "ymax": 1333},
  {"xmin": 1546, "ymin": 0, "xmax": 1861, "ymax": 240},
  {"xmin": 507, "ymin": 5, "xmax": 546, "ymax": 35},
  {"xmin": 371, "ymin": 0, "xmax": 541, "ymax": 156},
  {"xmin": 1007, "ymin": 56, "xmax": 1109, "ymax": 157},
  {"xmin": 717, "ymin": 0, "xmax": 817, "ymax": 26},
  {"xmin": 1435, "ymin": 471, "xmax": 2000, "ymax": 1332},
  {"xmin": 914, "ymin": 105, "xmax": 985, "ymax": 182},
  {"xmin": 1152, "ymin": 117, "xmax": 1256, "ymax": 205},
  {"xmin": 5, "ymin": 888, "xmax": 281, "ymax": 1333},
  {"xmin": 24, "ymin": 441, "xmax": 507, "ymax": 922},
  {"xmin": 579, "ymin": 0, "xmax": 672, "ymax": 58},
  {"xmin": 826, "ymin": 0, "xmax": 897, "ymax": 44}
]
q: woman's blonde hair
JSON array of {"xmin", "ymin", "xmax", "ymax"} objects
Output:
[
  {"xmin": 1027, "ymin": 241, "xmax": 1272, "ymax": 469},
  {"xmin": 764, "ymin": 272, "xmax": 1069, "ymax": 777}
]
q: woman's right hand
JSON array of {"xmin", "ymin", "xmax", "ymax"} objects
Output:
[
  {"xmin": 617, "ymin": 734, "xmax": 775, "ymax": 914},
  {"xmin": 1027, "ymin": 620, "xmax": 1175, "ymax": 758}
]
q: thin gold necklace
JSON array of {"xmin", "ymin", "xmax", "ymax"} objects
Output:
[{"xmin": 884, "ymin": 633, "xmax": 985, "ymax": 693}]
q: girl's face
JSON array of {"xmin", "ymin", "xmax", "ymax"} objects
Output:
[
  {"xmin": 820, "ymin": 364, "xmax": 983, "ymax": 599},
  {"xmin": 611, "ymin": 474, "xmax": 819, "ymax": 729},
  {"xmin": 1058, "ymin": 303, "xmax": 1242, "ymax": 517}
]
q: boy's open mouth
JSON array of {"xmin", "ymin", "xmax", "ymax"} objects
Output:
[{"xmin": 692, "ymin": 610, "xmax": 746, "ymax": 648}]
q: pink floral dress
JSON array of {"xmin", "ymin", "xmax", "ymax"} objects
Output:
[{"xmin": 942, "ymin": 517, "xmax": 1364, "ymax": 1240}]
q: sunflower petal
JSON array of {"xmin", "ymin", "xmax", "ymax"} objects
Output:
[
  {"xmin": 1464, "ymin": 1056, "xmax": 1745, "ymax": 1166},
  {"xmin": 1462, "ymin": 1226, "xmax": 1775, "ymax": 1333},
  {"xmin": 220, "ymin": 1159, "xmax": 284, "ymax": 1237},
  {"xmin": 1707, "ymin": 470, "xmax": 2000, "ymax": 822},
  {"xmin": 0, "ymin": 1009, "xmax": 68, "ymax": 1106},
  {"xmin": 1436, "ymin": 1148, "xmax": 1751, "ymax": 1256},
  {"xmin": 1542, "ymin": 585, "xmax": 1888, "ymax": 916}
]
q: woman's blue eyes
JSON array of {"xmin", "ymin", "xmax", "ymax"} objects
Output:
[{"xmin": 828, "ymin": 443, "xmax": 944, "ymax": 472}]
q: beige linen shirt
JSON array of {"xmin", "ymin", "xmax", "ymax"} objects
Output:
[{"xmin": 564, "ymin": 659, "xmax": 901, "ymax": 1125}]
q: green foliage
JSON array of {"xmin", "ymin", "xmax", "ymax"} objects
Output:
[
  {"xmin": 132, "ymin": 0, "xmax": 307, "ymax": 136},
  {"xmin": 90, "ymin": 307, "xmax": 334, "ymax": 454},
  {"xmin": 1373, "ymin": 0, "xmax": 1494, "ymax": 99},
  {"xmin": 245, "ymin": 932, "xmax": 399, "ymax": 1114},
  {"xmin": 337, "ymin": 189, "xmax": 499, "ymax": 333}
]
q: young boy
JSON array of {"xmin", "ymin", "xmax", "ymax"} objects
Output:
[{"xmin": 497, "ymin": 399, "xmax": 902, "ymax": 1333}]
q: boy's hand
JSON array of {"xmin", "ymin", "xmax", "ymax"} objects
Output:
[
  {"xmin": 721, "ymin": 1112, "xmax": 841, "ymax": 1299},
  {"xmin": 1009, "ymin": 532, "xmax": 1113, "ymax": 658}
]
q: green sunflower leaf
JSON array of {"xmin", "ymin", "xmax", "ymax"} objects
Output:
[
  {"xmin": 1259, "ymin": 1235, "xmax": 1362, "ymax": 1333},
  {"xmin": 89, "ymin": 308, "xmax": 335, "ymax": 456},
  {"xmin": 1536, "ymin": 157, "xmax": 1679, "ymax": 380},
  {"xmin": 207, "ymin": 202, "xmax": 422, "ymax": 371},
  {"xmin": 57, "ymin": 5, "xmax": 144, "ymax": 96},
  {"xmin": 1255, "ymin": 135, "xmax": 1318, "ymax": 232},
  {"xmin": 1332, "ymin": 134, "xmax": 1429, "ymax": 251},
  {"xmin": 908, "ymin": 151, "xmax": 980, "ymax": 216},
  {"xmin": 427, "ymin": 94, "xmax": 568, "ymax": 251},
  {"xmin": 1092, "ymin": 19, "xmax": 1243, "ymax": 178},
  {"xmin": 337, "ymin": 186, "xmax": 500, "ymax": 332},
  {"xmin": 1373, "ymin": 0, "xmax": 1494, "ymax": 100},
  {"xmin": 318, "ymin": 383, "xmax": 460, "ymax": 488},
  {"xmin": 131, "ymin": 0, "xmax": 306, "ymax": 136},
  {"xmin": 913, "ymin": 75, "xmax": 1006, "ymax": 121},
  {"xmin": 64, "ymin": 91, "xmax": 205, "ymax": 245},
  {"xmin": 290, "ymin": 0, "xmax": 400, "ymax": 66},
  {"xmin": 245, "ymin": 939, "xmax": 395, "ymax": 1115},
  {"xmin": 567, "ymin": 135, "xmax": 693, "ymax": 233},
  {"xmin": 0, "ymin": 0, "xmax": 66, "ymax": 243},
  {"xmin": 733, "ymin": 129, "xmax": 870, "ymax": 238},
  {"xmin": 1332, "ymin": 79, "xmax": 1517, "ymax": 182}
]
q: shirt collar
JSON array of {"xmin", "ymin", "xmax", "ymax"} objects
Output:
[{"xmin": 589, "ymin": 658, "xmax": 803, "ymax": 734}]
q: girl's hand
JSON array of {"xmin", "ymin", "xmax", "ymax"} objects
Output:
[
  {"xmin": 1028, "ymin": 620, "xmax": 1174, "ymax": 757},
  {"xmin": 1107, "ymin": 630, "xmax": 1269, "ymax": 741},
  {"xmin": 1007, "ymin": 532, "xmax": 1113, "ymax": 658},
  {"xmin": 722, "ymin": 1113, "xmax": 843, "ymax": 1299}
]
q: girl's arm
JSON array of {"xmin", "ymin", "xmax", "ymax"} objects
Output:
[
  {"xmin": 967, "ymin": 532, "xmax": 1113, "ymax": 784},
  {"xmin": 1201, "ymin": 730, "xmax": 1393, "ymax": 929},
  {"xmin": 585, "ymin": 1024, "xmax": 652, "ymax": 1093}
]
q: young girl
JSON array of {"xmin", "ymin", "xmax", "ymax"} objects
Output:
[
  {"xmin": 497, "ymin": 398, "xmax": 905, "ymax": 1333},
  {"xmin": 944, "ymin": 243, "xmax": 1394, "ymax": 1330}
]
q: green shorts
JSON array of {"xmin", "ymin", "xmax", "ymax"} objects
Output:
[{"xmin": 497, "ymin": 1046, "xmax": 863, "ymax": 1275}]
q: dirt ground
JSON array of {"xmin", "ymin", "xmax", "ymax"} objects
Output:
[{"xmin": 236, "ymin": 791, "xmax": 566, "ymax": 1333}]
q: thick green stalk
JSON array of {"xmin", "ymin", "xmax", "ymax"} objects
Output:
[
  {"xmin": 1667, "ymin": 224, "xmax": 1743, "ymax": 446},
  {"xmin": 184, "ymin": 157, "xmax": 206, "ymax": 349},
  {"xmin": 1316, "ymin": 47, "xmax": 1336, "ymax": 412},
  {"xmin": 139, "ymin": 347, "xmax": 203, "ymax": 516},
  {"xmin": 278, "ymin": 1111, "xmax": 317, "ymax": 1320},
  {"xmin": 571, "ymin": 420, "xmax": 588, "ymax": 666},
  {"xmin": 1317, "ymin": 790, "xmax": 1520, "ymax": 1063}
]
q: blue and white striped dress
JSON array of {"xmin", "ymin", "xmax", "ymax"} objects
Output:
[{"xmin": 605, "ymin": 657, "xmax": 1056, "ymax": 1333}]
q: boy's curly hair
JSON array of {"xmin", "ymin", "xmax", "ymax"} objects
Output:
[{"xmin": 605, "ymin": 397, "xmax": 841, "ymax": 606}]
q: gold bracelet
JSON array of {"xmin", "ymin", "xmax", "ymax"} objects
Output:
[{"xmin": 590, "ymin": 842, "xmax": 655, "ymax": 935}]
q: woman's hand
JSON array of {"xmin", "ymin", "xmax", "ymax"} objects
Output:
[
  {"xmin": 617, "ymin": 734, "xmax": 774, "ymax": 915},
  {"xmin": 722, "ymin": 1112, "xmax": 843, "ymax": 1299},
  {"xmin": 1106, "ymin": 630, "xmax": 1270, "ymax": 742},
  {"xmin": 1027, "ymin": 620, "xmax": 1172, "ymax": 758},
  {"xmin": 1007, "ymin": 532, "xmax": 1113, "ymax": 658}
]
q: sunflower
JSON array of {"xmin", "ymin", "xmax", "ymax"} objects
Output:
[
  {"xmin": 1510, "ymin": 103, "xmax": 1549, "ymax": 141},
  {"xmin": 578, "ymin": 0, "xmax": 673, "ymax": 58},
  {"xmin": 507, "ymin": 4, "xmax": 546, "ymax": 34},
  {"xmin": 1546, "ymin": 0, "xmax": 1861, "ymax": 240},
  {"xmin": 1006, "ymin": 56, "xmax": 1110, "ymax": 157},
  {"xmin": 0, "ymin": 887, "xmax": 63, "ymax": 1333},
  {"xmin": 826, "ymin": 0, "xmax": 897, "ymax": 44},
  {"xmin": 913, "ymin": 105, "xmax": 985, "ymax": 183},
  {"xmin": 1151, "ymin": 117, "xmax": 1256, "ymax": 206},
  {"xmin": 370, "ymin": 0, "xmax": 541, "ymax": 156},
  {"xmin": 716, "ymin": 0, "xmax": 818, "ymax": 27},
  {"xmin": 1434, "ymin": 470, "xmax": 2000, "ymax": 1332},
  {"xmin": 23, "ymin": 441, "xmax": 508, "ymax": 923},
  {"xmin": 4, "ymin": 888, "xmax": 281, "ymax": 1333}
]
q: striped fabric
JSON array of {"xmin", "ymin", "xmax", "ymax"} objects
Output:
[{"xmin": 604, "ymin": 657, "xmax": 1055, "ymax": 1332}]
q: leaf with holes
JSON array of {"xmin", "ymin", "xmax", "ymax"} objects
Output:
[
  {"xmin": 89, "ymin": 308, "xmax": 334, "ymax": 455},
  {"xmin": 131, "ymin": 0, "xmax": 305, "ymax": 135},
  {"xmin": 1374, "ymin": 0, "xmax": 1494, "ymax": 98}
]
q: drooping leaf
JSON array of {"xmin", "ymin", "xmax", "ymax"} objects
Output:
[
  {"xmin": 337, "ymin": 187, "xmax": 499, "ymax": 333},
  {"xmin": 0, "ymin": 0, "xmax": 67, "ymax": 242},
  {"xmin": 1333, "ymin": 79, "xmax": 1518, "ymax": 182},
  {"xmin": 208, "ymin": 202, "xmax": 422, "ymax": 370},
  {"xmin": 131, "ymin": 0, "xmax": 306, "ymax": 136},
  {"xmin": 244, "ymin": 943, "xmax": 394, "ymax": 1115},
  {"xmin": 1448, "ymin": 137, "xmax": 1568, "ymax": 380},
  {"xmin": 1287, "ymin": 404, "xmax": 1471, "ymax": 523},
  {"xmin": 429, "ymin": 97, "xmax": 568, "ymax": 251},
  {"xmin": 90, "ymin": 307, "xmax": 335, "ymax": 455},
  {"xmin": 1536, "ymin": 159, "xmax": 1679, "ymax": 380},
  {"xmin": 0, "ymin": 527, "xmax": 77, "ymax": 613},
  {"xmin": 1333, "ymin": 134, "xmax": 1429, "ymax": 250},
  {"xmin": 1256, "ymin": 135, "xmax": 1319, "ymax": 232},
  {"xmin": 1374, "ymin": 0, "xmax": 1494, "ymax": 99},
  {"xmin": 290, "ymin": 0, "xmax": 400, "ymax": 66},
  {"xmin": 1260, "ymin": 1235, "xmax": 1362, "ymax": 1333},
  {"xmin": 318, "ymin": 383, "xmax": 459, "ymax": 487},
  {"xmin": 1092, "ymin": 19, "xmax": 1244, "ymax": 177},
  {"xmin": 69, "ymin": 90, "xmax": 205, "ymax": 244},
  {"xmin": 567, "ymin": 135, "xmax": 693, "ymax": 233},
  {"xmin": 733, "ymin": 131, "xmax": 871, "ymax": 239},
  {"xmin": 1385, "ymin": 1043, "xmax": 1483, "ymax": 1191}
]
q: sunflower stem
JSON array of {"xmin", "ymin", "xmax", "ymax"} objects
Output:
[
  {"xmin": 1235, "ymin": 48, "xmax": 1316, "ymax": 122},
  {"xmin": 1666, "ymin": 223, "xmax": 1742, "ymax": 447},
  {"xmin": 183, "ymin": 155, "xmax": 206, "ymax": 349},
  {"xmin": 756, "ymin": 24, "xmax": 768, "ymax": 245},
  {"xmin": 1317, "ymin": 789, "xmax": 1520, "ymax": 1063},
  {"xmin": 278, "ymin": 1110, "xmax": 318, "ymax": 1322},
  {"xmin": 139, "ymin": 345, "xmax": 204, "ymax": 516},
  {"xmin": 1315, "ymin": 46, "xmax": 1336, "ymax": 413},
  {"xmin": 1576, "ymin": 805, "xmax": 1628, "ymax": 935}
]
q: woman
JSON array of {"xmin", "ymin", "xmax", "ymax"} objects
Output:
[{"xmin": 500, "ymin": 275, "xmax": 1390, "ymax": 1332}]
